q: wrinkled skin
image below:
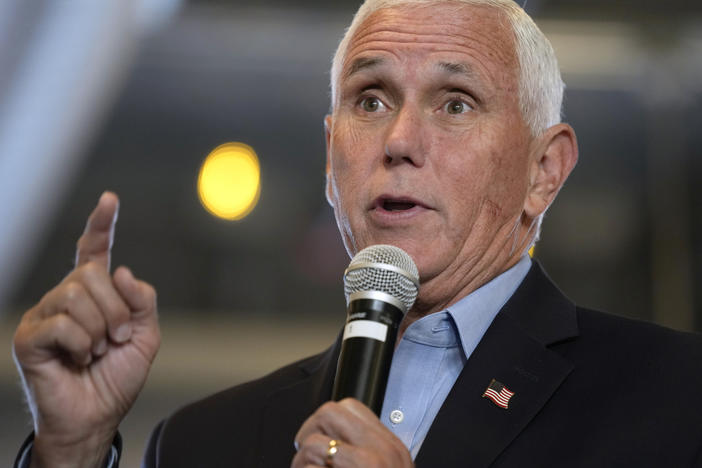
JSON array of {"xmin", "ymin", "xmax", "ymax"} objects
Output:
[
  {"xmin": 12, "ymin": 4, "xmax": 577, "ymax": 468},
  {"xmin": 13, "ymin": 192, "xmax": 160, "ymax": 468},
  {"xmin": 294, "ymin": 4, "xmax": 577, "ymax": 467},
  {"xmin": 325, "ymin": 4, "xmax": 577, "ymax": 325}
]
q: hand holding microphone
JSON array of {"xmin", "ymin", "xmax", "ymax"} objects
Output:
[
  {"xmin": 332, "ymin": 244, "xmax": 419, "ymax": 414},
  {"xmin": 293, "ymin": 245, "xmax": 418, "ymax": 468}
]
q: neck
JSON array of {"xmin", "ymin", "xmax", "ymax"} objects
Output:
[{"xmin": 397, "ymin": 216, "xmax": 535, "ymax": 340}]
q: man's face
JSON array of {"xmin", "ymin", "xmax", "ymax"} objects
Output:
[{"xmin": 326, "ymin": 4, "xmax": 536, "ymax": 306}]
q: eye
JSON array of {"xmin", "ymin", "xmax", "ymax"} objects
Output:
[
  {"xmin": 445, "ymin": 99, "xmax": 471, "ymax": 115},
  {"xmin": 359, "ymin": 96, "xmax": 385, "ymax": 113}
]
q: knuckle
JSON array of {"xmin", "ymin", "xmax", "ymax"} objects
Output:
[
  {"xmin": 314, "ymin": 402, "xmax": 336, "ymax": 422},
  {"xmin": 62, "ymin": 281, "xmax": 85, "ymax": 303},
  {"xmin": 52, "ymin": 313, "xmax": 71, "ymax": 333},
  {"xmin": 318, "ymin": 400, "xmax": 338, "ymax": 414},
  {"xmin": 81, "ymin": 261, "xmax": 103, "ymax": 277},
  {"xmin": 339, "ymin": 397, "xmax": 360, "ymax": 409},
  {"xmin": 54, "ymin": 315, "xmax": 90, "ymax": 347},
  {"xmin": 77, "ymin": 231, "xmax": 108, "ymax": 252},
  {"xmin": 315, "ymin": 404, "xmax": 340, "ymax": 431}
]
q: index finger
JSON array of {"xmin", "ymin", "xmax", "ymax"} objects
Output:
[{"xmin": 75, "ymin": 191, "xmax": 120, "ymax": 270}]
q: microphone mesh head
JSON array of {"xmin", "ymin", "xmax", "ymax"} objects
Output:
[{"xmin": 343, "ymin": 245, "xmax": 419, "ymax": 311}]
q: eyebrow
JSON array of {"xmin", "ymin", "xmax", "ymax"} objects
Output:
[
  {"xmin": 437, "ymin": 61, "xmax": 479, "ymax": 80},
  {"xmin": 344, "ymin": 56, "xmax": 385, "ymax": 80}
]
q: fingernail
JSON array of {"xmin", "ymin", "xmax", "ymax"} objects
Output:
[
  {"xmin": 113, "ymin": 324, "xmax": 132, "ymax": 343},
  {"xmin": 293, "ymin": 440, "xmax": 299, "ymax": 451},
  {"xmin": 93, "ymin": 339, "xmax": 108, "ymax": 356},
  {"xmin": 82, "ymin": 353, "xmax": 93, "ymax": 366}
]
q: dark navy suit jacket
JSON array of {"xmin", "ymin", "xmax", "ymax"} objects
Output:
[
  {"xmin": 139, "ymin": 263, "xmax": 702, "ymax": 467},
  {"xmin": 16, "ymin": 263, "xmax": 702, "ymax": 467}
]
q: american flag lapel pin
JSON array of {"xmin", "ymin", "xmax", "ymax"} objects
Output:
[{"xmin": 482, "ymin": 378, "xmax": 515, "ymax": 409}]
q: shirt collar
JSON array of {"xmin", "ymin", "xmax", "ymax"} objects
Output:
[
  {"xmin": 449, "ymin": 255, "xmax": 532, "ymax": 359},
  {"xmin": 401, "ymin": 255, "xmax": 532, "ymax": 357}
]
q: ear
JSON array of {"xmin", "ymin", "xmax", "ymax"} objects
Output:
[
  {"xmin": 523, "ymin": 123, "xmax": 578, "ymax": 218},
  {"xmin": 324, "ymin": 114, "xmax": 335, "ymax": 207}
]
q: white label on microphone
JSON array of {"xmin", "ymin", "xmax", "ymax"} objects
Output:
[{"xmin": 342, "ymin": 320, "xmax": 388, "ymax": 342}]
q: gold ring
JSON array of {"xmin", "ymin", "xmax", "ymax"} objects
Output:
[{"xmin": 326, "ymin": 439, "xmax": 339, "ymax": 466}]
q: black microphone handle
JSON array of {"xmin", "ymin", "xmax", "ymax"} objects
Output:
[{"xmin": 331, "ymin": 297, "xmax": 404, "ymax": 415}]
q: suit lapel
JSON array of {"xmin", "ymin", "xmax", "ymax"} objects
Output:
[
  {"xmin": 255, "ymin": 335, "xmax": 341, "ymax": 467},
  {"xmin": 253, "ymin": 263, "xmax": 577, "ymax": 467},
  {"xmin": 415, "ymin": 263, "xmax": 578, "ymax": 467}
]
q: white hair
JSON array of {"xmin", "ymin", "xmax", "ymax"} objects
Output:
[
  {"xmin": 330, "ymin": 0, "xmax": 565, "ymax": 136},
  {"xmin": 329, "ymin": 0, "xmax": 566, "ymax": 249}
]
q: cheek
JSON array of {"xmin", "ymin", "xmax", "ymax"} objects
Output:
[
  {"xmin": 331, "ymin": 121, "xmax": 367, "ymax": 174},
  {"xmin": 478, "ymin": 120, "xmax": 530, "ymax": 208},
  {"xmin": 328, "ymin": 126, "xmax": 373, "ymax": 217},
  {"xmin": 438, "ymin": 139, "xmax": 527, "ymax": 225},
  {"xmin": 489, "ymin": 150, "xmax": 525, "ymax": 199},
  {"xmin": 331, "ymin": 122, "xmax": 383, "ymax": 196}
]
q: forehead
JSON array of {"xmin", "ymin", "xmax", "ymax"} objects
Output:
[{"xmin": 341, "ymin": 4, "xmax": 518, "ymax": 86}]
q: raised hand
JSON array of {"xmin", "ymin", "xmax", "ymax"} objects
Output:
[
  {"xmin": 292, "ymin": 398, "xmax": 414, "ymax": 468},
  {"xmin": 13, "ymin": 192, "xmax": 160, "ymax": 468}
]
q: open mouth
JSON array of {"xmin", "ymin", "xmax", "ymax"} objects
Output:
[
  {"xmin": 375, "ymin": 195, "xmax": 426, "ymax": 213},
  {"xmin": 382, "ymin": 200, "xmax": 417, "ymax": 211}
]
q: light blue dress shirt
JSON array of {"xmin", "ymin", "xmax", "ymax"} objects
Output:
[
  {"xmin": 17, "ymin": 256, "xmax": 531, "ymax": 467},
  {"xmin": 379, "ymin": 255, "xmax": 532, "ymax": 459}
]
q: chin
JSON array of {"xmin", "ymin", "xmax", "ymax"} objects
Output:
[
  {"xmin": 350, "ymin": 233, "xmax": 436, "ymax": 271},
  {"xmin": 363, "ymin": 237, "xmax": 418, "ymax": 256},
  {"xmin": 382, "ymin": 241, "xmax": 434, "ymax": 276}
]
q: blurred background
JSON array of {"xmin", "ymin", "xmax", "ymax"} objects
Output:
[{"xmin": 1, "ymin": 0, "xmax": 701, "ymax": 465}]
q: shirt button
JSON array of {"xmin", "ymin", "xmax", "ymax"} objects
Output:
[{"xmin": 389, "ymin": 409, "xmax": 404, "ymax": 424}]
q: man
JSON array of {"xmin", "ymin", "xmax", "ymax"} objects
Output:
[{"xmin": 13, "ymin": 0, "xmax": 702, "ymax": 467}]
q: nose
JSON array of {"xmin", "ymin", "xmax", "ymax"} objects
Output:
[{"xmin": 383, "ymin": 105, "xmax": 426, "ymax": 168}]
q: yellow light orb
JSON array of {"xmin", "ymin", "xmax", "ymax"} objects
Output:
[{"xmin": 197, "ymin": 142, "xmax": 261, "ymax": 220}]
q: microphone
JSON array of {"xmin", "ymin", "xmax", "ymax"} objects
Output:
[{"xmin": 331, "ymin": 244, "xmax": 419, "ymax": 415}]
